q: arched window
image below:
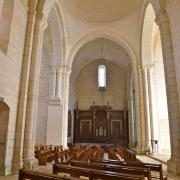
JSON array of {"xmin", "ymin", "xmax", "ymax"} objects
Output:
[{"xmin": 98, "ymin": 64, "xmax": 106, "ymax": 91}]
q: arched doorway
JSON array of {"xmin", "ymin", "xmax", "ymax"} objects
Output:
[{"xmin": 0, "ymin": 100, "xmax": 10, "ymax": 175}]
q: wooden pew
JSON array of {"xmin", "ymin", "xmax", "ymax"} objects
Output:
[
  {"xmin": 108, "ymin": 148, "xmax": 121, "ymax": 160},
  {"xmin": 92, "ymin": 145, "xmax": 105, "ymax": 159},
  {"xmin": 116, "ymin": 146, "xmax": 138, "ymax": 162},
  {"xmin": 91, "ymin": 158, "xmax": 165, "ymax": 180},
  {"xmin": 35, "ymin": 145, "xmax": 58, "ymax": 165},
  {"xmin": 79, "ymin": 147, "xmax": 93, "ymax": 162},
  {"xmin": 19, "ymin": 169, "xmax": 81, "ymax": 180},
  {"xmin": 90, "ymin": 157, "xmax": 122, "ymax": 165},
  {"xmin": 122, "ymin": 161, "xmax": 165, "ymax": 180},
  {"xmin": 70, "ymin": 160, "xmax": 151, "ymax": 180},
  {"xmin": 53, "ymin": 164, "xmax": 145, "ymax": 180},
  {"xmin": 37, "ymin": 149, "xmax": 55, "ymax": 165}
]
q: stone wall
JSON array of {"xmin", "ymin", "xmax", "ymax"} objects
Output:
[
  {"xmin": 36, "ymin": 50, "xmax": 50, "ymax": 145},
  {"xmin": 0, "ymin": 0, "xmax": 27, "ymax": 175},
  {"xmin": 76, "ymin": 60, "xmax": 127, "ymax": 110},
  {"xmin": 167, "ymin": 0, "xmax": 180, "ymax": 110}
]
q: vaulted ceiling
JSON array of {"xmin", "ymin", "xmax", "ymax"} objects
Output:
[
  {"xmin": 59, "ymin": 0, "xmax": 143, "ymax": 23},
  {"xmin": 70, "ymin": 38, "xmax": 131, "ymax": 84}
]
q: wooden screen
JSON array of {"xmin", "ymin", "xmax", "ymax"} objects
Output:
[{"xmin": 74, "ymin": 105, "xmax": 128, "ymax": 146}]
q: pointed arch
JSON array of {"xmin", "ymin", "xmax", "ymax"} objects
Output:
[{"xmin": 141, "ymin": 1, "xmax": 170, "ymax": 154}]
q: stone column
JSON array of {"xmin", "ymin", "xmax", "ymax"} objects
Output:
[
  {"xmin": 147, "ymin": 66, "xmax": 154, "ymax": 141},
  {"xmin": 156, "ymin": 9, "xmax": 180, "ymax": 176},
  {"xmin": 129, "ymin": 95, "xmax": 135, "ymax": 147},
  {"xmin": 12, "ymin": 0, "xmax": 39, "ymax": 172},
  {"xmin": 143, "ymin": 67, "xmax": 151, "ymax": 147},
  {"xmin": 56, "ymin": 67, "xmax": 61, "ymax": 99},
  {"xmin": 23, "ymin": 10, "xmax": 47, "ymax": 170},
  {"xmin": 46, "ymin": 66, "xmax": 62, "ymax": 145},
  {"xmin": 50, "ymin": 67, "xmax": 56, "ymax": 99},
  {"xmin": 135, "ymin": 66, "xmax": 147, "ymax": 153},
  {"xmin": 61, "ymin": 66, "xmax": 71, "ymax": 148}
]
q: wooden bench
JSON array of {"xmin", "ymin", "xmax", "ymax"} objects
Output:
[
  {"xmin": 55, "ymin": 149, "xmax": 72, "ymax": 164},
  {"xmin": 122, "ymin": 162, "xmax": 165, "ymax": 180},
  {"xmin": 90, "ymin": 157, "xmax": 165, "ymax": 180},
  {"xmin": 19, "ymin": 169, "xmax": 81, "ymax": 180},
  {"xmin": 71, "ymin": 160, "xmax": 151, "ymax": 180},
  {"xmin": 53, "ymin": 163, "xmax": 145, "ymax": 180},
  {"xmin": 108, "ymin": 148, "xmax": 121, "ymax": 160},
  {"xmin": 90, "ymin": 157, "xmax": 122, "ymax": 164},
  {"xmin": 116, "ymin": 146, "xmax": 138, "ymax": 162},
  {"xmin": 37, "ymin": 149, "xmax": 55, "ymax": 165}
]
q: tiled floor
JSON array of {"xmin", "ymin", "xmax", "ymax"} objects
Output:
[
  {"xmin": 137, "ymin": 155, "xmax": 167, "ymax": 174},
  {"xmin": 0, "ymin": 175, "xmax": 18, "ymax": 180},
  {"xmin": 150, "ymin": 154, "xmax": 170, "ymax": 164}
]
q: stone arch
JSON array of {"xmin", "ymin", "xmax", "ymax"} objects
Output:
[
  {"xmin": 35, "ymin": 0, "xmax": 66, "ymax": 145},
  {"xmin": 0, "ymin": 100, "xmax": 10, "ymax": 175},
  {"xmin": 129, "ymin": 69, "xmax": 137, "ymax": 147},
  {"xmin": 47, "ymin": 5, "xmax": 64, "ymax": 66},
  {"xmin": 141, "ymin": 1, "xmax": 171, "ymax": 154},
  {"xmin": 66, "ymin": 30, "xmax": 139, "ymax": 70},
  {"xmin": 43, "ymin": 0, "xmax": 66, "ymax": 66},
  {"xmin": 141, "ymin": 3, "xmax": 156, "ymax": 66},
  {"xmin": 67, "ymin": 32, "xmax": 146, "ymax": 151},
  {"xmin": 141, "ymin": 0, "xmax": 180, "ymax": 175},
  {"xmin": 0, "ymin": 0, "xmax": 14, "ymax": 53}
]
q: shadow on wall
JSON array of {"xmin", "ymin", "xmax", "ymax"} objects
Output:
[{"xmin": 0, "ymin": 98, "xmax": 10, "ymax": 175}]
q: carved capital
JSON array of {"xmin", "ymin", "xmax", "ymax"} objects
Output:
[
  {"xmin": 58, "ymin": 65, "xmax": 71, "ymax": 76},
  {"xmin": 155, "ymin": 3, "xmax": 168, "ymax": 27}
]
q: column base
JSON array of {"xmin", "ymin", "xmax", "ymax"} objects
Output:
[
  {"xmin": 23, "ymin": 156, "xmax": 38, "ymax": 171},
  {"xmin": 12, "ymin": 157, "xmax": 23, "ymax": 173},
  {"xmin": 167, "ymin": 158, "xmax": 180, "ymax": 176},
  {"xmin": 135, "ymin": 144, "xmax": 146, "ymax": 154}
]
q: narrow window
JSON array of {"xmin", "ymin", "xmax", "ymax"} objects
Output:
[{"xmin": 98, "ymin": 65, "xmax": 106, "ymax": 91}]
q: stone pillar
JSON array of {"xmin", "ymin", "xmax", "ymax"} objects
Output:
[
  {"xmin": 46, "ymin": 66, "xmax": 68, "ymax": 146},
  {"xmin": 61, "ymin": 66, "xmax": 71, "ymax": 148},
  {"xmin": 23, "ymin": 9, "xmax": 47, "ymax": 170},
  {"xmin": 56, "ymin": 67, "xmax": 61, "ymax": 99},
  {"xmin": 147, "ymin": 66, "xmax": 154, "ymax": 141},
  {"xmin": 143, "ymin": 67, "xmax": 151, "ymax": 147},
  {"xmin": 129, "ymin": 94, "xmax": 135, "ymax": 147},
  {"xmin": 12, "ymin": 0, "xmax": 39, "ymax": 172},
  {"xmin": 134, "ymin": 66, "xmax": 147, "ymax": 154},
  {"xmin": 156, "ymin": 9, "xmax": 180, "ymax": 176},
  {"xmin": 50, "ymin": 67, "xmax": 56, "ymax": 99}
]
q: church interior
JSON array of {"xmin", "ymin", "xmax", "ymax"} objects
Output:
[{"xmin": 0, "ymin": 0, "xmax": 180, "ymax": 179}]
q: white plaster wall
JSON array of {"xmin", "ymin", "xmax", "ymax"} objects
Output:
[
  {"xmin": 76, "ymin": 60, "xmax": 127, "ymax": 110},
  {"xmin": 0, "ymin": 0, "xmax": 27, "ymax": 174}
]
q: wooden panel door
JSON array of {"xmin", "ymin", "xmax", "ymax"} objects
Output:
[
  {"xmin": 111, "ymin": 119, "xmax": 123, "ymax": 143},
  {"xmin": 80, "ymin": 120, "xmax": 91, "ymax": 139},
  {"xmin": 94, "ymin": 110, "xmax": 107, "ymax": 142}
]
